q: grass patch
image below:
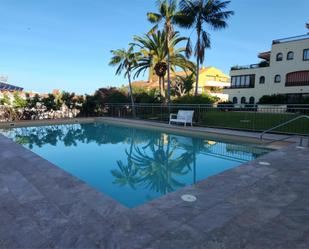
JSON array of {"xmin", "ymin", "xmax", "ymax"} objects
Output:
[{"xmin": 200, "ymin": 111, "xmax": 309, "ymax": 135}]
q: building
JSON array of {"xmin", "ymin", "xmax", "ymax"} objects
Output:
[
  {"xmin": 224, "ymin": 30, "xmax": 309, "ymax": 104},
  {"xmin": 0, "ymin": 75, "xmax": 23, "ymax": 92},
  {"xmin": 0, "ymin": 75, "xmax": 24, "ymax": 103},
  {"xmin": 131, "ymin": 66, "xmax": 231, "ymax": 100},
  {"xmin": 183, "ymin": 66, "xmax": 230, "ymax": 100}
]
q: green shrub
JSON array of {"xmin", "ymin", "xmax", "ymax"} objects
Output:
[
  {"xmin": 80, "ymin": 95, "xmax": 101, "ymax": 116},
  {"xmin": 13, "ymin": 92, "xmax": 27, "ymax": 108},
  {"xmin": 258, "ymin": 94, "xmax": 288, "ymax": 104},
  {"xmin": 0, "ymin": 94, "xmax": 11, "ymax": 105},
  {"xmin": 27, "ymin": 94, "xmax": 41, "ymax": 109},
  {"xmin": 95, "ymin": 87, "xmax": 128, "ymax": 104},
  {"xmin": 217, "ymin": 100, "xmax": 233, "ymax": 105},
  {"xmin": 135, "ymin": 92, "xmax": 155, "ymax": 103},
  {"xmin": 172, "ymin": 94, "xmax": 218, "ymax": 105},
  {"xmin": 41, "ymin": 94, "xmax": 60, "ymax": 111}
]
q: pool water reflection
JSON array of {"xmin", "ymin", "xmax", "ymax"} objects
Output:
[{"xmin": 1, "ymin": 123, "xmax": 272, "ymax": 208}]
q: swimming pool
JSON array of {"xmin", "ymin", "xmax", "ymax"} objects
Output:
[{"xmin": 1, "ymin": 122, "xmax": 272, "ymax": 208}]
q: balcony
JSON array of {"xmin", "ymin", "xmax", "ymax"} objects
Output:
[
  {"xmin": 224, "ymin": 83, "xmax": 255, "ymax": 89},
  {"xmin": 231, "ymin": 61, "xmax": 269, "ymax": 71},
  {"xmin": 258, "ymin": 51, "xmax": 271, "ymax": 61}
]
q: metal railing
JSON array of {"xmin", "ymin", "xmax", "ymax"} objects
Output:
[
  {"xmin": 1, "ymin": 103, "xmax": 309, "ymax": 136},
  {"xmin": 224, "ymin": 84, "xmax": 255, "ymax": 89},
  {"xmin": 260, "ymin": 115, "xmax": 309, "ymax": 140},
  {"xmin": 101, "ymin": 103, "xmax": 309, "ymax": 136},
  {"xmin": 273, "ymin": 34, "xmax": 309, "ymax": 44},
  {"xmin": 230, "ymin": 62, "xmax": 270, "ymax": 71}
]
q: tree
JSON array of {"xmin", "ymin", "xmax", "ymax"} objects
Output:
[
  {"xmin": 80, "ymin": 94, "xmax": 102, "ymax": 117},
  {"xmin": 27, "ymin": 94, "xmax": 41, "ymax": 109},
  {"xmin": 13, "ymin": 92, "xmax": 27, "ymax": 108},
  {"xmin": 95, "ymin": 87, "xmax": 128, "ymax": 104},
  {"xmin": 172, "ymin": 73, "xmax": 195, "ymax": 96},
  {"xmin": 147, "ymin": 0, "xmax": 192, "ymax": 103},
  {"xmin": 109, "ymin": 46, "xmax": 141, "ymax": 118},
  {"xmin": 62, "ymin": 92, "xmax": 76, "ymax": 109},
  {"xmin": 42, "ymin": 94, "xmax": 58, "ymax": 111},
  {"xmin": 133, "ymin": 30, "xmax": 195, "ymax": 99},
  {"xmin": 0, "ymin": 94, "xmax": 11, "ymax": 105},
  {"xmin": 179, "ymin": 0, "xmax": 234, "ymax": 95}
]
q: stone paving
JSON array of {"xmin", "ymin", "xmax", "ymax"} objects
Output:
[{"xmin": 0, "ymin": 127, "xmax": 309, "ymax": 249}]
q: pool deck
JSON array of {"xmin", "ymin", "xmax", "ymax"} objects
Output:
[{"xmin": 0, "ymin": 119, "xmax": 309, "ymax": 249}]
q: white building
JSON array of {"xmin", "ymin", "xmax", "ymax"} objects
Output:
[{"xmin": 224, "ymin": 31, "xmax": 309, "ymax": 104}]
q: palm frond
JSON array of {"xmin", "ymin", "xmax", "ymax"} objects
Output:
[
  {"xmin": 185, "ymin": 37, "xmax": 192, "ymax": 58},
  {"xmin": 147, "ymin": 12, "xmax": 162, "ymax": 23}
]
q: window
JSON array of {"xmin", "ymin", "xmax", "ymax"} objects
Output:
[
  {"xmin": 230, "ymin": 74, "xmax": 255, "ymax": 88},
  {"xmin": 249, "ymin": 97, "xmax": 255, "ymax": 104},
  {"xmin": 259, "ymin": 76, "xmax": 265, "ymax": 84},
  {"xmin": 240, "ymin": 76, "xmax": 246, "ymax": 86},
  {"xmin": 274, "ymin": 74, "xmax": 281, "ymax": 83},
  {"xmin": 236, "ymin": 76, "xmax": 241, "ymax": 86},
  {"xmin": 231, "ymin": 77, "xmax": 236, "ymax": 86},
  {"xmin": 287, "ymin": 51, "xmax": 294, "ymax": 60},
  {"xmin": 241, "ymin": 97, "xmax": 246, "ymax": 104},
  {"xmin": 245, "ymin": 75, "xmax": 251, "ymax": 86},
  {"xmin": 286, "ymin": 71, "xmax": 309, "ymax": 86},
  {"xmin": 232, "ymin": 97, "xmax": 238, "ymax": 104},
  {"xmin": 276, "ymin": 53, "xmax": 283, "ymax": 61},
  {"xmin": 303, "ymin": 49, "xmax": 309, "ymax": 61}
]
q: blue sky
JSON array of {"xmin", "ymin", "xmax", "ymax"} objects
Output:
[{"xmin": 1, "ymin": 0, "xmax": 308, "ymax": 94}]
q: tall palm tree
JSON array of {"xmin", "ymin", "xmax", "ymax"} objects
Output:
[
  {"xmin": 179, "ymin": 0, "xmax": 234, "ymax": 95},
  {"xmin": 109, "ymin": 46, "xmax": 140, "ymax": 118},
  {"xmin": 147, "ymin": 0, "xmax": 191, "ymax": 103},
  {"xmin": 132, "ymin": 30, "xmax": 195, "ymax": 98}
]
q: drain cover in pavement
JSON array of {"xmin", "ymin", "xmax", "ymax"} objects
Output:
[{"xmin": 181, "ymin": 194, "xmax": 197, "ymax": 202}]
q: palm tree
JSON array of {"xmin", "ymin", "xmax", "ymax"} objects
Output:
[
  {"xmin": 132, "ymin": 30, "xmax": 195, "ymax": 98},
  {"xmin": 173, "ymin": 73, "xmax": 195, "ymax": 96},
  {"xmin": 179, "ymin": 0, "xmax": 234, "ymax": 95},
  {"xmin": 147, "ymin": 0, "xmax": 192, "ymax": 103},
  {"xmin": 109, "ymin": 46, "xmax": 140, "ymax": 118}
]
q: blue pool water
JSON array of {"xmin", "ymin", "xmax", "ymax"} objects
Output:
[{"xmin": 1, "ymin": 122, "xmax": 271, "ymax": 208}]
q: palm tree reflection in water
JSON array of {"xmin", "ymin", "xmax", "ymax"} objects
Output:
[
  {"xmin": 112, "ymin": 132, "xmax": 202, "ymax": 195},
  {"xmin": 5, "ymin": 123, "xmax": 270, "ymax": 202},
  {"xmin": 111, "ymin": 130, "xmax": 141, "ymax": 190}
]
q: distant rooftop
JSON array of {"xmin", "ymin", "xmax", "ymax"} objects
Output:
[
  {"xmin": 273, "ymin": 34, "xmax": 309, "ymax": 44},
  {"xmin": 0, "ymin": 75, "xmax": 24, "ymax": 92},
  {"xmin": 0, "ymin": 82, "xmax": 24, "ymax": 92}
]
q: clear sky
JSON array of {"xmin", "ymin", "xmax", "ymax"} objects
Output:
[{"xmin": 1, "ymin": 0, "xmax": 308, "ymax": 94}]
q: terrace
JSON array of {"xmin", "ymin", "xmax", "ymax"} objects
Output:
[
  {"xmin": 0, "ymin": 117, "xmax": 309, "ymax": 248},
  {"xmin": 1, "ymin": 101, "xmax": 309, "ymax": 248},
  {"xmin": 230, "ymin": 61, "xmax": 270, "ymax": 71}
]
